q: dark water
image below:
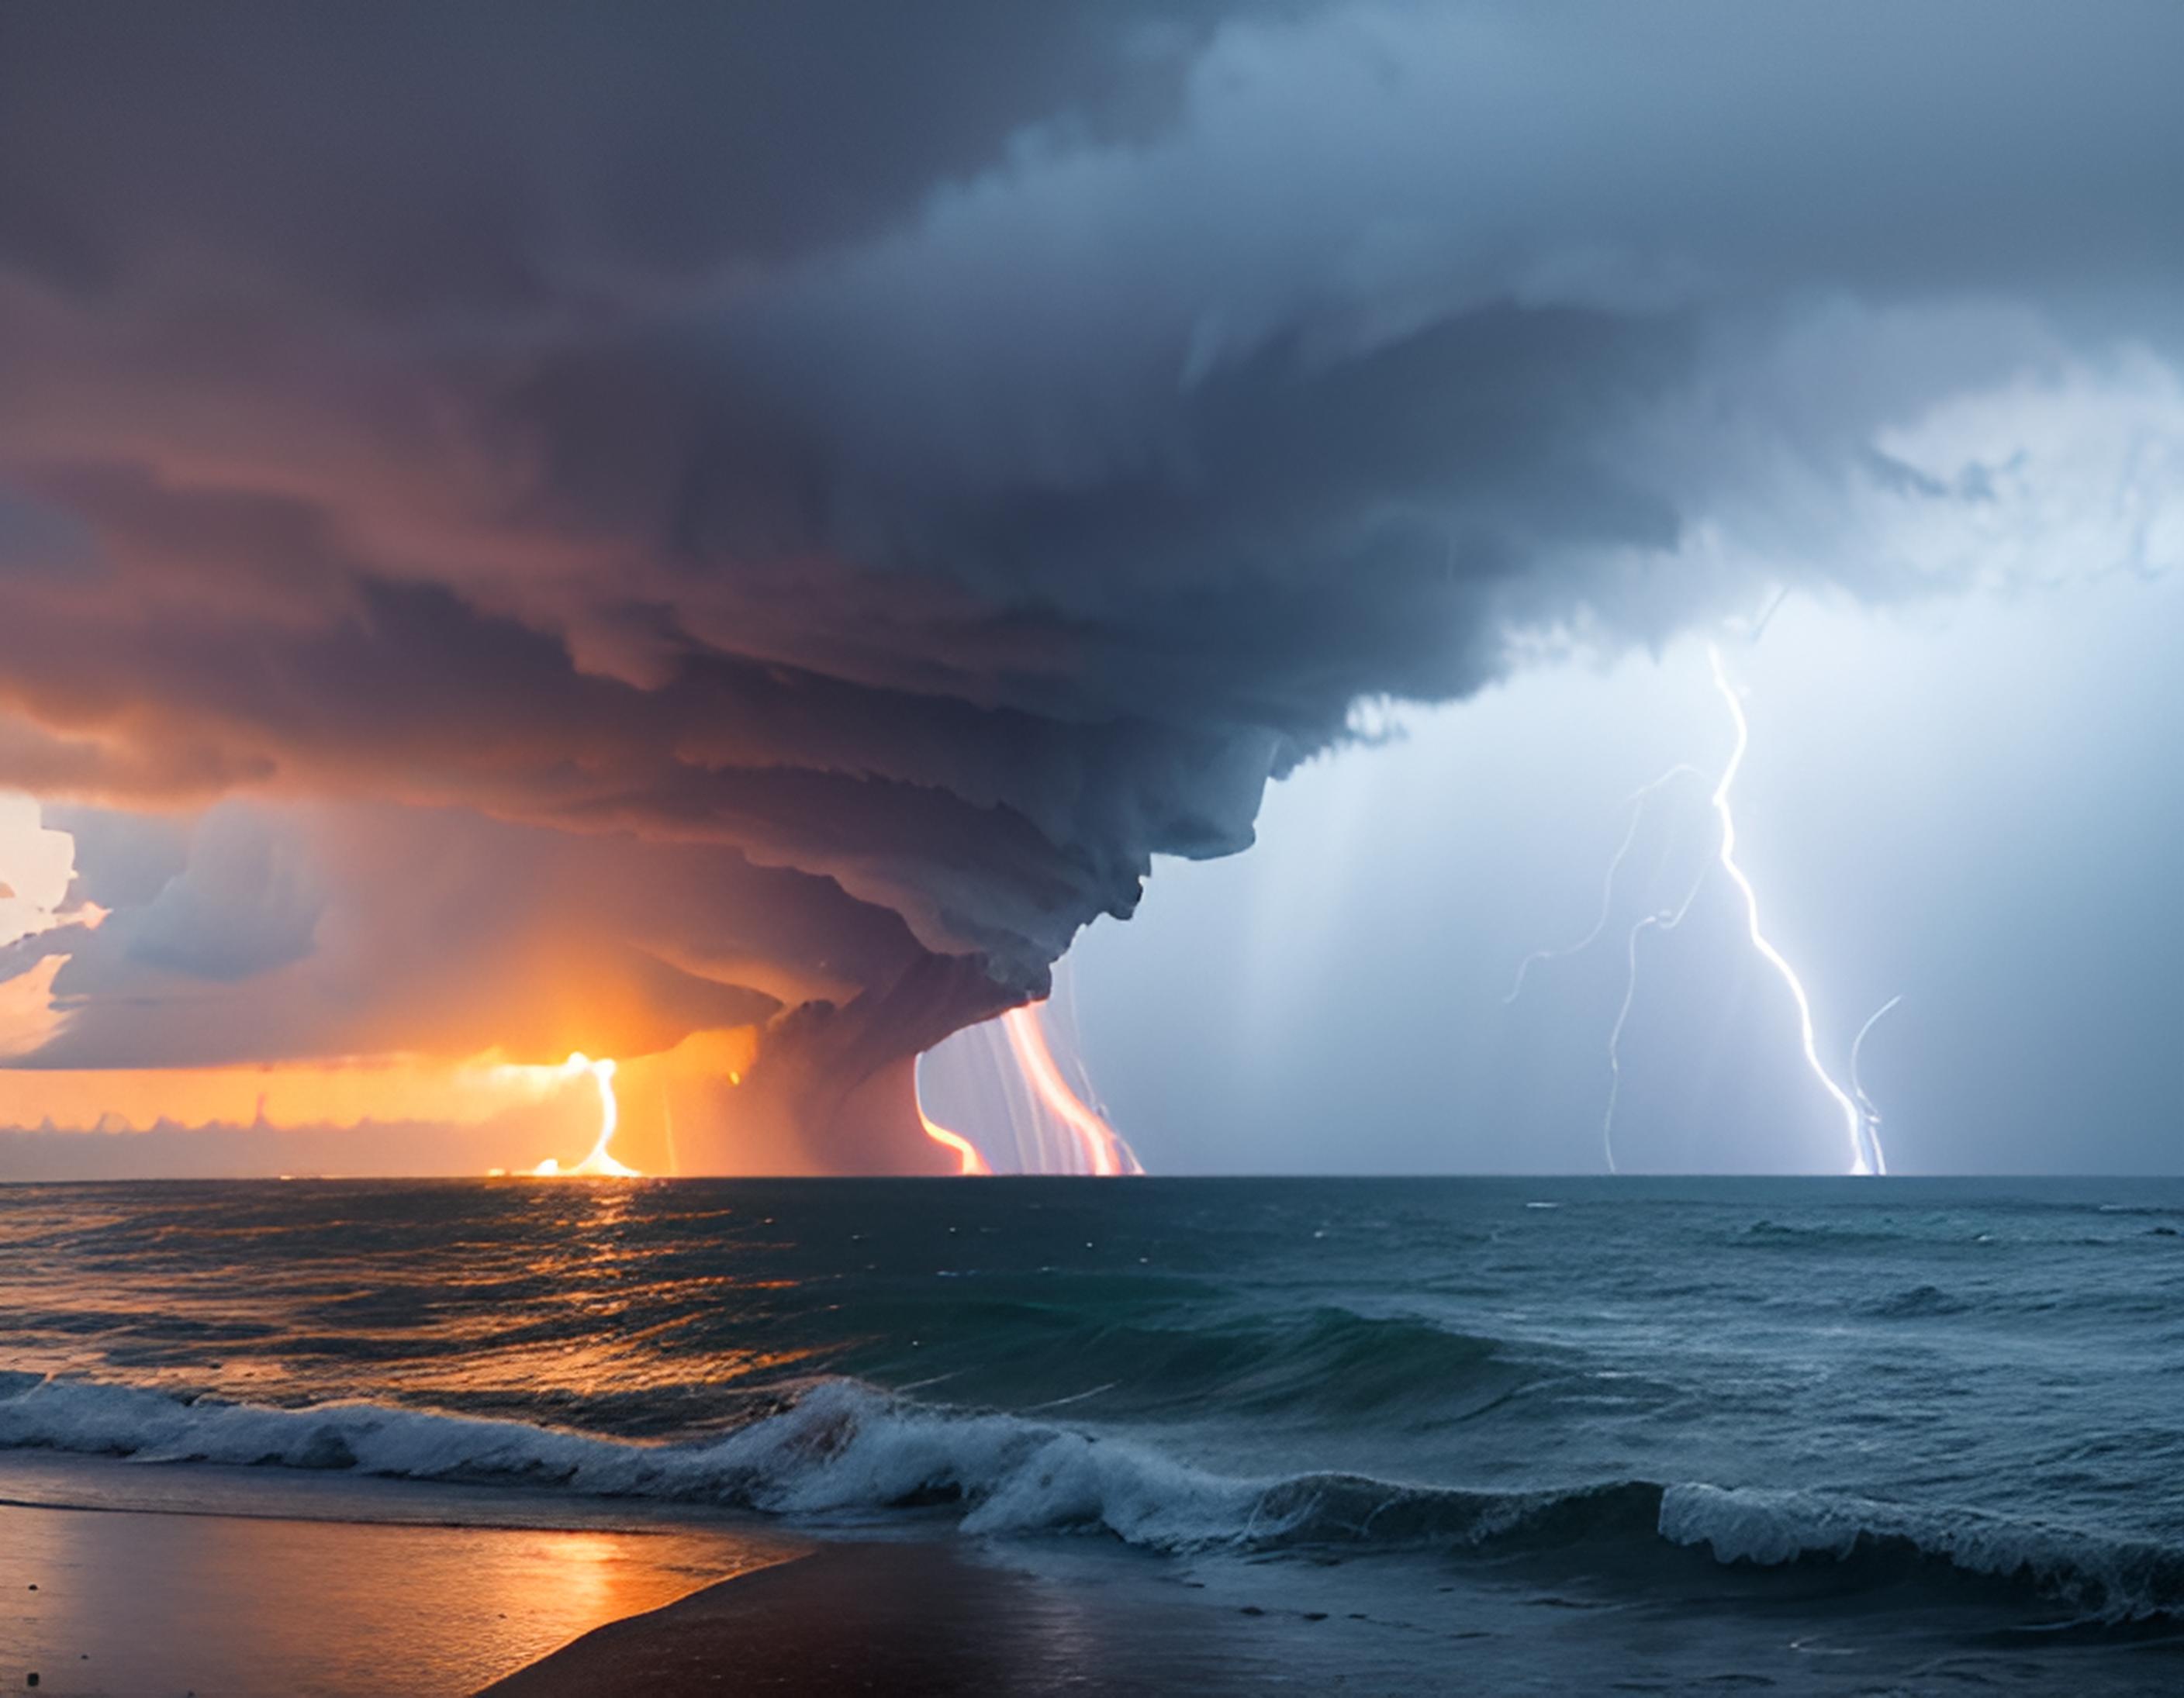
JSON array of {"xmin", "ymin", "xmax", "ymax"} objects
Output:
[{"xmin": 4, "ymin": 1176, "xmax": 2183, "ymax": 1692}]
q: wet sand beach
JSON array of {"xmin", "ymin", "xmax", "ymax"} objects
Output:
[
  {"xmin": 0, "ymin": 1472, "xmax": 798, "ymax": 1698},
  {"xmin": 474, "ymin": 1539, "xmax": 1393, "ymax": 1697}
]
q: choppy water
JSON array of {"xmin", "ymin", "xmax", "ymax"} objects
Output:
[{"xmin": 4, "ymin": 1176, "xmax": 2183, "ymax": 1690}]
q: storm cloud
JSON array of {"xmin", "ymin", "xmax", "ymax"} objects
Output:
[{"xmin": 3, "ymin": 2, "xmax": 2182, "ymax": 1168}]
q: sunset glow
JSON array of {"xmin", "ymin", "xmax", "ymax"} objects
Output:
[{"xmin": 6, "ymin": 18, "xmax": 2183, "ymax": 1693}]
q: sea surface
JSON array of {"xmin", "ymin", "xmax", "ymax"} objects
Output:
[{"xmin": 3, "ymin": 1175, "xmax": 2183, "ymax": 1693}]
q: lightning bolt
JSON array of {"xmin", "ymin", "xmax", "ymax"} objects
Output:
[
  {"xmin": 1510, "ymin": 643, "xmax": 1895, "ymax": 1175},
  {"xmin": 1702, "ymin": 644, "xmax": 1875, "ymax": 1176},
  {"xmin": 917, "ymin": 1102, "xmax": 992, "ymax": 1175},
  {"xmin": 1600, "ymin": 851, "xmax": 1713, "ymax": 1174},
  {"xmin": 1002, "ymin": 1004, "xmax": 1143, "ymax": 1176},
  {"xmin": 1850, "ymin": 995, "xmax": 1902, "ymax": 1177},
  {"xmin": 1503, "ymin": 763, "xmax": 1707, "ymax": 1006},
  {"xmin": 527, "ymin": 1054, "xmax": 640, "ymax": 1177},
  {"xmin": 911, "ymin": 979, "xmax": 1143, "ymax": 1175}
]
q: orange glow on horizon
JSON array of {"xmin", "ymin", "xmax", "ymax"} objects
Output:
[
  {"xmin": 0, "ymin": 1050, "xmax": 590, "ymax": 1132},
  {"xmin": 1000, "ymin": 1003, "xmax": 1140, "ymax": 1176},
  {"xmin": 0, "ymin": 1027, "xmax": 756, "ymax": 1141}
]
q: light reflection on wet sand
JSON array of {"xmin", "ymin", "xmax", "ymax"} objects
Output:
[{"xmin": 1, "ymin": 1495, "xmax": 800, "ymax": 1697}]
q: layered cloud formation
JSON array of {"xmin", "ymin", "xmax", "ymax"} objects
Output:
[{"xmin": 3, "ymin": 2, "xmax": 2182, "ymax": 1167}]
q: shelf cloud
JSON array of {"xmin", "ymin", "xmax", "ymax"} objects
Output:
[{"xmin": 4, "ymin": 2, "xmax": 2182, "ymax": 1166}]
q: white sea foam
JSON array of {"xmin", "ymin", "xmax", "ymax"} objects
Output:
[
  {"xmin": 1659, "ymin": 1482, "xmax": 2182, "ymax": 1619},
  {"xmin": 5, "ymin": 1372, "xmax": 2179, "ymax": 1617},
  {"xmin": 0, "ymin": 1373, "xmax": 1280, "ymax": 1547},
  {"xmin": 0, "ymin": 1373, "xmax": 1636, "ymax": 1554}
]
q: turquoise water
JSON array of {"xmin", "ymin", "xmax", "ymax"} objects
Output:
[{"xmin": 4, "ymin": 1176, "xmax": 2183, "ymax": 1690}]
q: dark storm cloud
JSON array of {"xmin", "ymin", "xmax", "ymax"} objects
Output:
[
  {"xmin": 0, "ymin": 0, "xmax": 1223, "ymax": 306},
  {"xmin": 5, "ymin": 802, "xmax": 938, "ymax": 1071},
  {"xmin": 4, "ymin": 2, "xmax": 2182, "ymax": 1161}
]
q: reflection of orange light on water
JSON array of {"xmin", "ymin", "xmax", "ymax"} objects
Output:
[
  {"xmin": 525, "ymin": 1054, "xmax": 640, "ymax": 1178},
  {"xmin": 1001, "ymin": 1004, "xmax": 1140, "ymax": 1177}
]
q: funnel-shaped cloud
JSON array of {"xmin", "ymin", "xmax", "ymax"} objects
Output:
[{"xmin": 4, "ymin": 3, "xmax": 2183, "ymax": 1166}]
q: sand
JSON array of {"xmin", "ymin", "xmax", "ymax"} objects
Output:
[
  {"xmin": 9, "ymin": 1451, "xmax": 2179, "ymax": 1697},
  {"xmin": 0, "ymin": 1462, "xmax": 800, "ymax": 1698},
  {"xmin": 477, "ymin": 1533, "xmax": 2184, "ymax": 1698},
  {"xmin": 472, "ymin": 1539, "xmax": 1357, "ymax": 1697}
]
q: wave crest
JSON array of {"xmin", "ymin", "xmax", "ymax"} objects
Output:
[
  {"xmin": 1661, "ymin": 1482, "xmax": 2184, "ymax": 1620},
  {"xmin": 5, "ymin": 1373, "xmax": 2180, "ymax": 1620}
]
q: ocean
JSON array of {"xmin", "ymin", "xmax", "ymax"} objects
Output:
[{"xmin": 3, "ymin": 1176, "xmax": 2182, "ymax": 1694}]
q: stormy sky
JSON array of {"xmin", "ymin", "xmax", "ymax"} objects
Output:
[{"xmin": 3, "ymin": 2, "xmax": 2182, "ymax": 1173}]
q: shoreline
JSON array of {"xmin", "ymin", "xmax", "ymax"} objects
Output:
[
  {"xmin": 472, "ymin": 1538, "xmax": 1394, "ymax": 1698},
  {"xmin": 0, "ymin": 1481, "xmax": 800, "ymax": 1698},
  {"xmin": 475, "ymin": 1530, "xmax": 2184, "ymax": 1698},
  {"xmin": 4, "ymin": 1467, "xmax": 2181, "ymax": 1698}
]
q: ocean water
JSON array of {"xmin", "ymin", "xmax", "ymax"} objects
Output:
[{"xmin": 3, "ymin": 1175, "xmax": 2182, "ymax": 1693}]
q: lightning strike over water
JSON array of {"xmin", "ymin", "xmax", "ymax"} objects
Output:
[
  {"xmin": 1504, "ymin": 763, "xmax": 1707, "ymax": 1006},
  {"xmin": 917, "ymin": 1105, "xmax": 993, "ymax": 1176},
  {"xmin": 913, "ymin": 972, "xmax": 1145, "ymax": 1176},
  {"xmin": 1600, "ymin": 870, "xmax": 1711, "ymax": 1175},
  {"xmin": 1510, "ymin": 645, "xmax": 1895, "ymax": 1176},
  {"xmin": 528, "ymin": 1054, "xmax": 639, "ymax": 1178},
  {"xmin": 1851, "ymin": 995, "xmax": 1904, "ymax": 1178},
  {"xmin": 1702, "ymin": 644, "xmax": 1875, "ymax": 1176},
  {"xmin": 1001, "ymin": 1004, "xmax": 1144, "ymax": 1176}
]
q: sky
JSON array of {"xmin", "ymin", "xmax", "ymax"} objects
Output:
[
  {"xmin": 3, "ymin": 2, "xmax": 2183, "ymax": 1175},
  {"xmin": 1044, "ymin": 575, "xmax": 2184, "ymax": 1174}
]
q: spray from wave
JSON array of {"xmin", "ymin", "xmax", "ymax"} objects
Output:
[{"xmin": 4, "ymin": 1371, "xmax": 2176, "ymax": 1624}]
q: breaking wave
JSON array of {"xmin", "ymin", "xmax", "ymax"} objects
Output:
[{"xmin": 3, "ymin": 1370, "xmax": 2179, "ymax": 1622}]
